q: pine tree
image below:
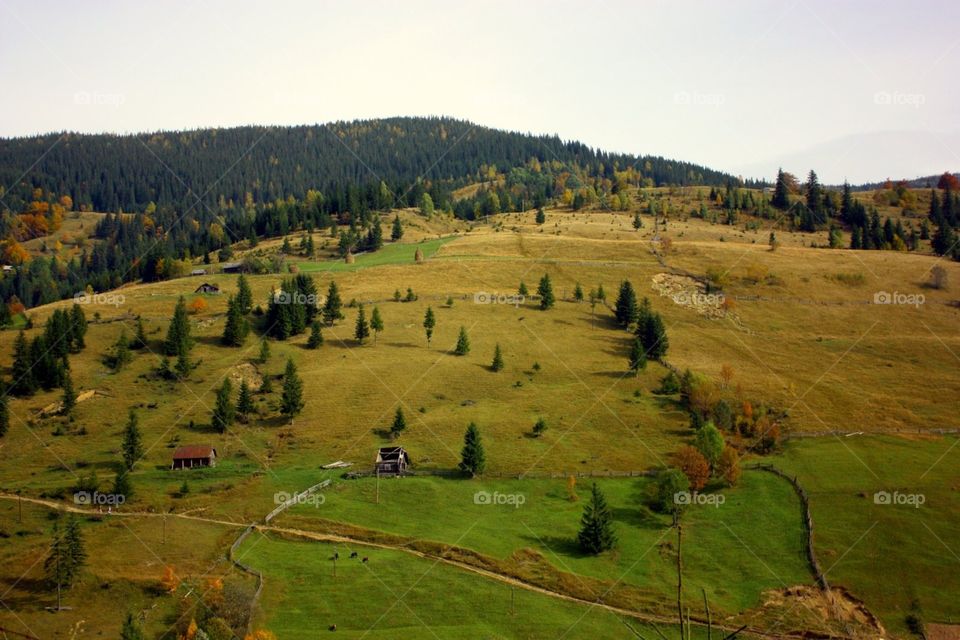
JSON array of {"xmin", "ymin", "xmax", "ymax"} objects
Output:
[
  {"xmin": 62, "ymin": 370, "xmax": 77, "ymax": 415},
  {"xmin": 174, "ymin": 342, "xmax": 191, "ymax": 379},
  {"xmin": 222, "ymin": 295, "xmax": 249, "ymax": 346},
  {"xmin": 260, "ymin": 374, "xmax": 273, "ymax": 394},
  {"xmin": 573, "ymin": 282, "xmax": 584, "ymax": 302},
  {"xmin": 236, "ymin": 274, "xmax": 253, "ymax": 314},
  {"xmin": 518, "ymin": 281, "xmax": 529, "ymax": 297},
  {"xmin": 10, "ymin": 330, "xmax": 36, "ymax": 396},
  {"xmin": 490, "ymin": 343, "xmax": 504, "ymax": 372},
  {"xmin": 354, "ymin": 305, "xmax": 370, "ymax": 344},
  {"xmin": 391, "ymin": 407, "xmax": 406, "ymax": 435},
  {"xmin": 535, "ymin": 208, "xmax": 546, "ymax": 224},
  {"xmin": 537, "ymin": 273, "xmax": 555, "ymax": 310},
  {"xmin": 163, "ymin": 296, "xmax": 192, "ymax": 356},
  {"xmin": 121, "ymin": 409, "xmax": 143, "ymax": 471},
  {"xmin": 532, "ymin": 417, "xmax": 547, "ymax": 437},
  {"xmin": 211, "ymin": 379, "xmax": 235, "ymax": 433},
  {"xmin": 120, "ymin": 612, "xmax": 145, "ymax": 640},
  {"xmin": 458, "ymin": 422, "xmax": 486, "ymax": 477},
  {"xmin": 628, "ymin": 337, "xmax": 647, "ymax": 375},
  {"xmin": 638, "ymin": 311, "xmax": 669, "ymax": 361},
  {"xmin": 454, "ymin": 326, "xmax": 470, "ymax": 355},
  {"xmin": 391, "ymin": 215, "xmax": 404, "ymax": 241},
  {"xmin": 615, "ymin": 280, "xmax": 638, "ymax": 326},
  {"xmin": 632, "ymin": 211, "xmax": 643, "ymax": 230},
  {"xmin": 322, "ymin": 281, "xmax": 342, "ymax": 325},
  {"xmin": 258, "ymin": 338, "xmax": 271, "ymax": 364},
  {"xmin": 306, "ymin": 320, "xmax": 324, "ymax": 349},
  {"xmin": 423, "ymin": 307, "xmax": 436, "ymax": 345},
  {"xmin": 237, "ymin": 379, "xmax": 254, "ymax": 418},
  {"xmin": 577, "ymin": 483, "xmax": 617, "ymax": 554},
  {"xmin": 63, "ymin": 517, "xmax": 86, "ymax": 576},
  {"xmin": 370, "ymin": 307, "xmax": 384, "ymax": 343},
  {"xmin": 280, "ymin": 358, "xmax": 305, "ymax": 418}
]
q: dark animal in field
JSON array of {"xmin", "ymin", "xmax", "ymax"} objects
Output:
[
  {"xmin": 350, "ymin": 551, "xmax": 358, "ymax": 558},
  {"xmin": 362, "ymin": 557, "xmax": 369, "ymax": 563}
]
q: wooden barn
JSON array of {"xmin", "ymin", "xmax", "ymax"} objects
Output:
[
  {"xmin": 171, "ymin": 445, "xmax": 217, "ymax": 470},
  {"xmin": 194, "ymin": 283, "xmax": 220, "ymax": 294},
  {"xmin": 375, "ymin": 447, "xmax": 410, "ymax": 476}
]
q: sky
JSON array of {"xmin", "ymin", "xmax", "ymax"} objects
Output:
[{"xmin": 0, "ymin": 0, "xmax": 957, "ymax": 184}]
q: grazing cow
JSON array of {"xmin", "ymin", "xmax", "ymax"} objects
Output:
[
  {"xmin": 350, "ymin": 551, "xmax": 358, "ymax": 558},
  {"xmin": 329, "ymin": 624, "xmax": 337, "ymax": 631},
  {"xmin": 362, "ymin": 557, "xmax": 369, "ymax": 563},
  {"xmin": 334, "ymin": 552, "xmax": 339, "ymax": 560}
]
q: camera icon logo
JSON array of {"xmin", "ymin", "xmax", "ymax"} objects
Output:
[
  {"xmin": 473, "ymin": 491, "xmax": 492, "ymax": 505},
  {"xmin": 873, "ymin": 291, "xmax": 891, "ymax": 305}
]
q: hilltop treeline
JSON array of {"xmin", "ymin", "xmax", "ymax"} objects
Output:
[{"xmin": 0, "ymin": 117, "xmax": 735, "ymax": 216}]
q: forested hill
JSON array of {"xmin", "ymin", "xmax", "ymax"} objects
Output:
[{"xmin": 0, "ymin": 117, "xmax": 736, "ymax": 214}]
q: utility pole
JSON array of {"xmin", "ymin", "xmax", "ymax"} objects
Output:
[
  {"xmin": 676, "ymin": 519, "xmax": 683, "ymax": 640},
  {"xmin": 376, "ymin": 471, "xmax": 380, "ymax": 505}
]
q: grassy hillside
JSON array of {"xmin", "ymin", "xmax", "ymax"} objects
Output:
[{"xmin": 0, "ymin": 200, "xmax": 957, "ymax": 639}]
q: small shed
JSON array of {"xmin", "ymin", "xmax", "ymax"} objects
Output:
[
  {"xmin": 375, "ymin": 447, "xmax": 410, "ymax": 476},
  {"xmin": 194, "ymin": 283, "xmax": 220, "ymax": 294},
  {"xmin": 171, "ymin": 445, "xmax": 217, "ymax": 470},
  {"xmin": 191, "ymin": 268, "xmax": 208, "ymax": 276},
  {"xmin": 220, "ymin": 262, "xmax": 243, "ymax": 273}
]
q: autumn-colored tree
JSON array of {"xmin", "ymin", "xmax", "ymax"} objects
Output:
[
  {"xmin": 244, "ymin": 631, "xmax": 278, "ymax": 640},
  {"xmin": 188, "ymin": 298, "xmax": 207, "ymax": 314},
  {"xmin": 673, "ymin": 445, "xmax": 710, "ymax": 491},
  {"xmin": 937, "ymin": 172, "xmax": 960, "ymax": 191},
  {"xmin": 159, "ymin": 565, "xmax": 180, "ymax": 593},
  {"xmin": 1, "ymin": 239, "xmax": 29, "ymax": 265},
  {"xmin": 716, "ymin": 447, "xmax": 741, "ymax": 486},
  {"xmin": 741, "ymin": 400, "xmax": 754, "ymax": 421},
  {"xmin": 719, "ymin": 363, "xmax": 734, "ymax": 388},
  {"xmin": 180, "ymin": 619, "xmax": 198, "ymax": 640}
]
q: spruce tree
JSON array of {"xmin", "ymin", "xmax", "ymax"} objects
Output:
[
  {"xmin": 258, "ymin": 338, "xmax": 271, "ymax": 364},
  {"xmin": 163, "ymin": 296, "xmax": 191, "ymax": 356},
  {"xmin": 112, "ymin": 470, "xmax": 133, "ymax": 501},
  {"xmin": 615, "ymin": 280, "xmax": 638, "ymax": 326},
  {"xmin": 62, "ymin": 370, "xmax": 77, "ymax": 415},
  {"xmin": 772, "ymin": 168, "xmax": 790, "ymax": 210},
  {"xmin": 535, "ymin": 208, "xmax": 546, "ymax": 224},
  {"xmin": 236, "ymin": 274, "xmax": 253, "ymax": 314},
  {"xmin": 423, "ymin": 307, "xmax": 436, "ymax": 345},
  {"xmin": 354, "ymin": 305, "xmax": 370, "ymax": 344},
  {"xmin": 391, "ymin": 215, "xmax": 404, "ymax": 241},
  {"xmin": 69, "ymin": 304, "xmax": 87, "ymax": 352},
  {"xmin": 0, "ymin": 391, "xmax": 8, "ymax": 438},
  {"xmin": 391, "ymin": 406, "xmax": 407, "ymax": 435},
  {"xmin": 573, "ymin": 282, "xmax": 584, "ymax": 302},
  {"xmin": 10, "ymin": 330, "xmax": 36, "ymax": 396},
  {"xmin": 518, "ymin": 281, "xmax": 529, "ymax": 297},
  {"xmin": 112, "ymin": 330, "xmax": 132, "ymax": 370},
  {"xmin": 632, "ymin": 211, "xmax": 643, "ymax": 230},
  {"xmin": 174, "ymin": 342, "xmax": 191, "ymax": 379},
  {"xmin": 458, "ymin": 422, "xmax": 486, "ymax": 477},
  {"xmin": 212, "ymin": 379, "xmax": 235, "ymax": 433},
  {"xmin": 222, "ymin": 295, "xmax": 249, "ymax": 346},
  {"xmin": 370, "ymin": 307, "xmax": 384, "ymax": 343},
  {"xmin": 280, "ymin": 358, "xmax": 305, "ymax": 418},
  {"xmin": 577, "ymin": 483, "xmax": 617, "ymax": 554},
  {"xmin": 628, "ymin": 337, "xmax": 647, "ymax": 375},
  {"xmin": 490, "ymin": 343, "xmax": 504, "ymax": 372},
  {"xmin": 121, "ymin": 409, "xmax": 143, "ymax": 471},
  {"xmin": 454, "ymin": 326, "xmax": 470, "ymax": 355},
  {"xmin": 120, "ymin": 613, "xmax": 145, "ymax": 640},
  {"xmin": 322, "ymin": 281, "xmax": 343, "ymax": 325},
  {"xmin": 133, "ymin": 318, "xmax": 148, "ymax": 349},
  {"xmin": 537, "ymin": 274, "xmax": 555, "ymax": 310},
  {"xmin": 306, "ymin": 320, "xmax": 324, "ymax": 349},
  {"xmin": 237, "ymin": 379, "xmax": 254, "ymax": 418},
  {"xmin": 638, "ymin": 312, "xmax": 669, "ymax": 361}
]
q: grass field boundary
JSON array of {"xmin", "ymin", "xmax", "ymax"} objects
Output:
[
  {"xmin": 746, "ymin": 464, "xmax": 828, "ymax": 591},
  {"xmin": 345, "ymin": 469, "xmax": 659, "ymax": 479}
]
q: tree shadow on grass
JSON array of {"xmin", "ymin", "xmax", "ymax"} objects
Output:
[
  {"xmin": 610, "ymin": 505, "xmax": 664, "ymax": 530},
  {"xmin": 520, "ymin": 533, "xmax": 588, "ymax": 559}
]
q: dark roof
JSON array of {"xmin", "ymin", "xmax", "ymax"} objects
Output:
[
  {"xmin": 220, "ymin": 262, "xmax": 242, "ymax": 269},
  {"xmin": 172, "ymin": 445, "xmax": 217, "ymax": 459},
  {"xmin": 377, "ymin": 446, "xmax": 409, "ymax": 462}
]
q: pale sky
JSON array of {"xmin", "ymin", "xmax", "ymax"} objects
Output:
[{"xmin": 1, "ymin": 0, "xmax": 957, "ymax": 184}]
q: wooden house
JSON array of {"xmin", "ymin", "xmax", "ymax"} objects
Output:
[
  {"xmin": 375, "ymin": 446, "xmax": 410, "ymax": 476},
  {"xmin": 171, "ymin": 445, "xmax": 217, "ymax": 470}
]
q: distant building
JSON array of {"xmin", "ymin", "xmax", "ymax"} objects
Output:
[
  {"xmin": 194, "ymin": 283, "xmax": 221, "ymax": 294},
  {"xmin": 375, "ymin": 446, "xmax": 410, "ymax": 476},
  {"xmin": 171, "ymin": 445, "xmax": 217, "ymax": 470},
  {"xmin": 190, "ymin": 268, "xmax": 208, "ymax": 276},
  {"xmin": 220, "ymin": 262, "xmax": 243, "ymax": 273}
]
